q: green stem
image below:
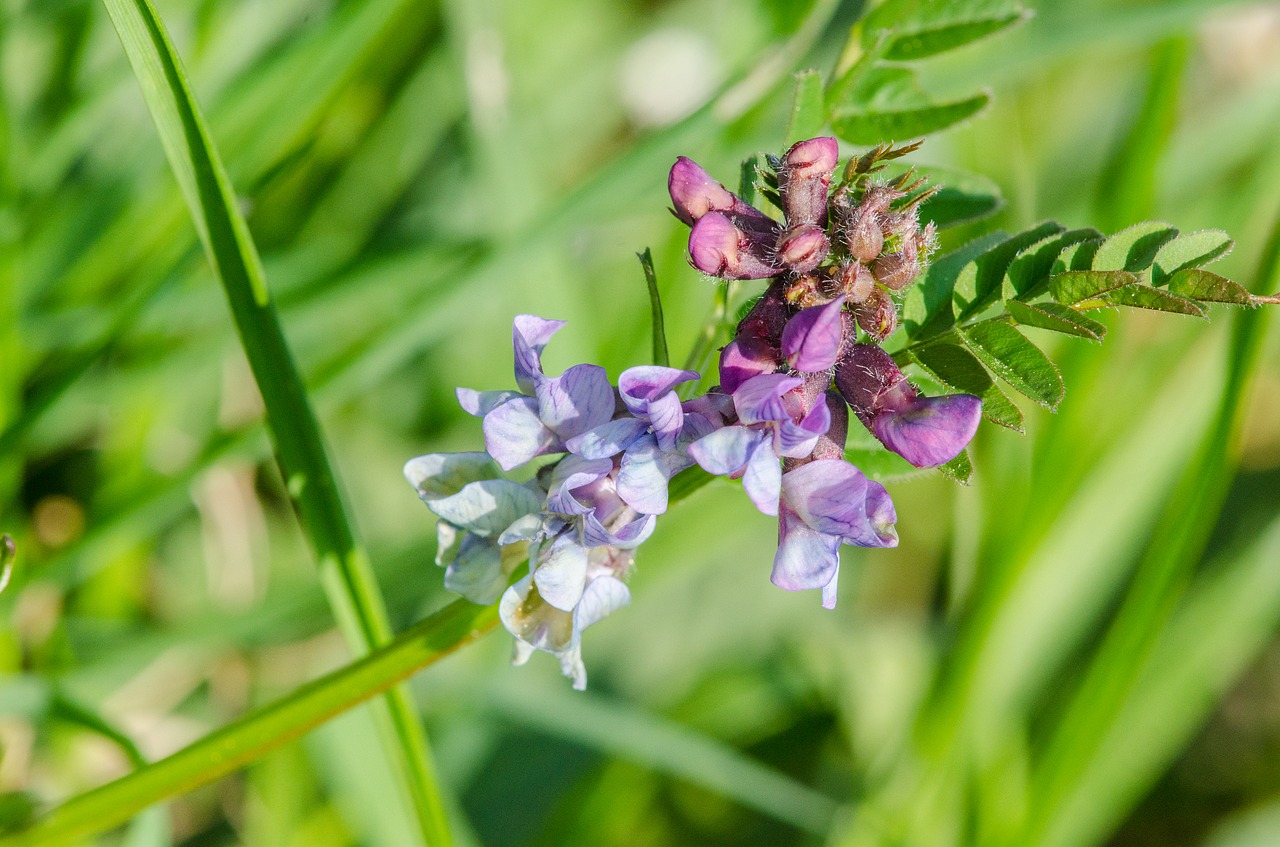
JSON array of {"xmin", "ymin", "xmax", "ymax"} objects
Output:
[
  {"xmin": 98, "ymin": 0, "xmax": 452, "ymax": 842},
  {"xmin": 0, "ymin": 601, "xmax": 497, "ymax": 847}
]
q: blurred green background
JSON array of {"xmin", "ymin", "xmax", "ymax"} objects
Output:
[{"xmin": 1, "ymin": 0, "xmax": 1280, "ymax": 844}]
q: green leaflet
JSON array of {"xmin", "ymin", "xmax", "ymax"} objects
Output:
[
  {"xmin": 785, "ymin": 69, "xmax": 827, "ymax": 145},
  {"xmin": 910, "ymin": 340, "xmax": 1024, "ymax": 431},
  {"xmin": 1103, "ymin": 284, "xmax": 1206, "ymax": 317},
  {"xmin": 1165, "ymin": 268, "xmax": 1278, "ymax": 306},
  {"xmin": 1006, "ymin": 300, "xmax": 1107, "ymax": 342},
  {"xmin": 902, "ymin": 231, "xmax": 1006, "ymax": 338},
  {"xmin": 1007, "ymin": 228, "xmax": 1103, "ymax": 300},
  {"xmin": 1048, "ymin": 270, "xmax": 1138, "ymax": 306},
  {"xmin": 830, "ymin": 66, "xmax": 988, "ymax": 145},
  {"xmin": 1151, "ymin": 229, "xmax": 1234, "ymax": 284},
  {"xmin": 960, "ymin": 319, "xmax": 1065, "ymax": 410},
  {"xmin": 953, "ymin": 221, "xmax": 1064, "ymax": 319},
  {"xmin": 861, "ymin": 0, "xmax": 1028, "ymax": 61},
  {"xmin": 938, "ymin": 449, "xmax": 974, "ymax": 484},
  {"xmin": 1091, "ymin": 221, "xmax": 1178, "ymax": 272}
]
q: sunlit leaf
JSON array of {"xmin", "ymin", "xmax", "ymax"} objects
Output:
[
  {"xmin": 1091, "ymin": 221, "xmax": 1178, "ymax": 272},
  {"xmin": 953, "ymin": 222, "xmax": 1064, "ymax": 319},
  {"xmin": 1006, "ymin": 300, "xmax": 1107, "ymax": 342},
  {"xmin": 861, "ymin": 0, "xmax": 1028, "ymax": 61},
  {"xmin": 960, "ymin": 319, "xmax": 1065, "ymax": 410},
  {"xmin": 1151, "ymin": 229, "xmax": 1233, "ymax": 285}
]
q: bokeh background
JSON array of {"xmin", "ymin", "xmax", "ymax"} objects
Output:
[{"xmin": 2, "ymin": 0, "xmax": 1280, "ymax": 844}]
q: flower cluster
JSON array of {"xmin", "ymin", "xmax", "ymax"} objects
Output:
[{"xmin": 406, "ymin": 138, "xmax": 984, "ymax": 687}]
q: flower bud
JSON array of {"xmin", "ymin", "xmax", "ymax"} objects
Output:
[
  {"xmin": 667, "ymin": 156, "xmax": 774, "ymax": 229},
  {"xmin": 778, "ymin": 136, "xmax": 838, "ymax": 227},
  {"xmin": 872, "ymin": 237, "xmax": 920, "ymax": 291},
  {"xmin": 873, "ymin": 393, "xmax": 982, "ymax": 468},
  {"xmin": 688, "ymin": 212, "xmax": 783, "ymax": 280},
  {"xmin": 846, "ymin": 210, "xmax": 884, "ymax": 263},
  {"xmin": 837, "ymin": 261, "xmax": 875, "ymax": 303},
  {"xmin": 834, "ymin": 343, "xmax": 915, "ymax": 426},
  {"xmin": 736, "ymin": 283, "xmax": 791, "ymax": 346},
  {"xmin": 776, "ymin": 224, "xmax": 829, "ymax": 274},
  {"xmin": 855, "ymin": 286, "xmax": 898, "ymax": 341}
]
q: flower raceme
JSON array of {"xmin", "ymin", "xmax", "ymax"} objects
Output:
[{"xmin": 406, "ymin": 138, "xmax": 983, "ymax": 688}]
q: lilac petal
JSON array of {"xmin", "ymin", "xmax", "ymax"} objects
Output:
[
  {"xmin": 732, "ymin": 373, "xmax": 802, "ymax": 425},
  {"xmin": 688, "ymin": 212, "xmax": 782, "ymax": 280},
  {"xmin": 775, "ymin": 397, "xmax": 832, "ymax": 459},
  {"xmin": 404, "ymin": 452, "xmax": 498, "ymax": 500},
  {"xmin": 668, "ymin": 156, "xmax": 772, "ymax": 228},
  {"xmin": 782, "ymin": 296, "xmax": 846, "ymax": 373},
  {"xmin": 772, "ymin": 503, "xmax": 841, "ymax": 592},
  {"xmin": 821, "ymin": 568, "xmax": 839, "ymax": 610},
  {"xmin": 498, "ymin": 513, "xmax": 544, "ymax": 545},
  {"xmin": 535, "ymin": 364, "xmax": 617, "ymax": 440},
  {"xmin": 780, "ymin": 459, "xmax": 871, "ymax": 538},
  {"xmin": 500, "ymin": 575, "xmax": 574, "ymax": 652},
  {"xmin": 456, "ymin": 387, "xmax": 523, "ymax": 417},
  {"xmin": 647, "ymin": 391, "xmax": 685, "ymax": 451},
  {"xmin": 718, "ymin": 337, "xmax": 778, "ymax": 394},
  {"xmin": 566, "ymin": 417, "xmax": 649, "ymax": 459},
  {"xmin": 618, "ymin": 366, "xmax": 700, "ymax": 414},
  {"xmin": 616, "ymin": 434, "xmax": 691, "ymax": 515},
  {"xmin": 873, "ymin": 393, "xmax": 983, "ymax": 468},
  {"xmin": 742, "ymin": 439, "xmax": 782, "ymax": 516},
  {"xmin": 512, "ymin": 315, "xmax": 566, "ymax": 394},
  {"xmin": 574, "ymin": 575, "xmax": 630, "ymax": 632},
  {"xmin": 682, "ymin": 392, "xmax": 735, "ymax": 428},
  {"xmin": 435, "ymin": 521, "xmax": 462, "ymax": 567},
  {"xmin": 583, "ymin": 510, "xmax": 655, "ymax": 549},
  {"xmin": 687, "ymin": 425, "xmax": 761, "ymax": 476},
  {"xmin": 483, "ymin": 396, "xmax": 561, "ymax": 470},
  {"xmin": 678, "ymin": 410, "xmax": 718, "ymax": 446},
  {"xmin": 843, "ymin": 479, "xmax": 898, "ymax": 548},
  {"xmin": 443, "ymin": 535, "xmax": 507, "ymax": 604},
  {"xmin": 428, "ymin": 479, "xmax": 543, "ymax": 537},
  {"xmin": 546, "ymin": 455, "xmax": 614, "ymax": 516},
  {"xmin": 533, "ymin": 535, "xmax": 590, "ymax": 611}
]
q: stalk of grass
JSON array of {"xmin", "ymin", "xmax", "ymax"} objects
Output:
[{"xmin": 93, "ymin": 1, "xmax": 454, "ymax": 843}]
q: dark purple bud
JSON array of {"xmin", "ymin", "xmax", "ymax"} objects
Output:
[
  {"xmin": 834, "ymin": 343, "xmax": 916, "ymax": 427},
  {"xmin": 776, "ymin": 224, "xmax": 829, "ymax": 274},
  {"xmin": 736, "ymin": 282, "xmax": 791, "ymax": 347},
  {"xmin": 782, "ymin": 295, "xmax": 846, "ymax": 372},
  {"xmin": 668, "ymin": 156, "xmax": 773, "ymax": 228},
  {"xmin": 846, "ymin": 210, "xmax": 884, "ymax": 263},
  {"xmin": 855, "ymin": 286, "xmax": 898, "ymax": 341},
  {"xmin": 873, "ymin": 394, "xmax": 982, "ymax": 468},
  {"xmin": 719, "ymin": 335, "xmax": 778, "ymax": 394},
  {"xmin": 688, "ymin": 212, "xmax": 783, "ymax": 280},
  {"xmin": 778, "ymin": 137, "xmax": 838, "ymax": 227},
  {"xmin": 837, "ymin": 261, "xmax": 875, "ymax": 304},
  {"xmin": 812, "ymin": 391, "xmax": 849, "ymax": 461}
]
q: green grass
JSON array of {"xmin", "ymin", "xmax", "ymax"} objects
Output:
[{"xmin": 1, "ymin": 0, "xmax": 1278, "ymax": 845}]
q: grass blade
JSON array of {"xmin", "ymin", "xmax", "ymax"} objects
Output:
[{"xmin": 97, "ymin": 1, "xmax": 453, "ymax": 842}]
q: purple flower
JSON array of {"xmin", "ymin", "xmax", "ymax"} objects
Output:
[
  {"xmin": 668, "ymin": 156, "xmax": 777, "ymax": 231},
  {"xmin": 458, "ymin": 315, "xmax": 616, "ymax": 471},
  {"xmin": 687, "ymin": 373, "xmax": 831, "ymax": 515},
  {"xmin": 566, "ymin": 365, "xmax": 711, "ymax": 515},
  {"xmin": 772, "ymin": 459, "xmax": 897, "ymax": 608},
  {"xmin": 781, "ymin": 296, "xmax": 846, "ymax": 372},
  {"xmin": 835, "ymin": 344, "xmax": 982, "ymax": 467},
  {"xmin": 545, "ymin": 454, "xmax": 656, "ymax": 549}
]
